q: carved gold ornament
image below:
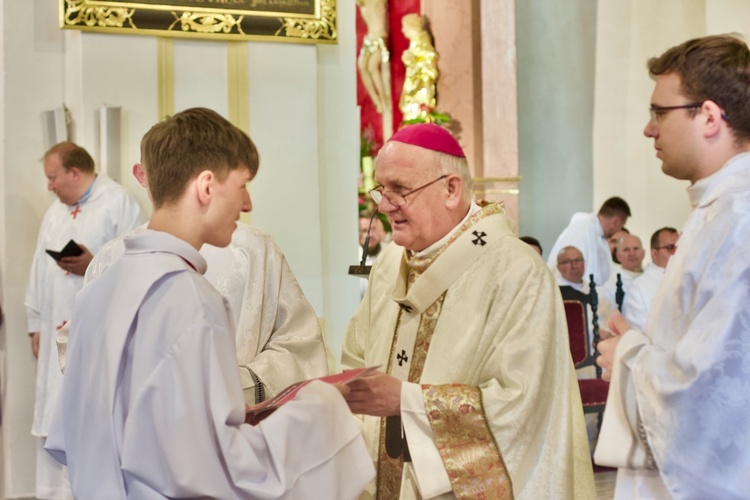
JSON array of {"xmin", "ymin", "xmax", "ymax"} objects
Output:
[{"xmin": 60, "ymin": 0, "xmax": 337, "ymax": 43}]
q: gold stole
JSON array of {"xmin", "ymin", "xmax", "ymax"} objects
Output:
[
  {"xmin": 376, "ymin": 262, "xmax": 446, "ymax": 499},
  {"xmin": 375, "ymin": 204, "xmax": 513, "ymax": 499}
]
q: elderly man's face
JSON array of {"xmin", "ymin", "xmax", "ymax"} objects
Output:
[
  {"xmin": 373, "ymin": 141, "xmax": 454, "ymax": 252},
  {"xmin": 557, "ymin": 247, "xmax": 585, "ymax": 284},
  {"xmin": 44, "ymin": 153, "xmax": 79, "ymax": 206},
  {"xmin": 616, "ymin": 234, "xmax": 645, "ymax": 272}
]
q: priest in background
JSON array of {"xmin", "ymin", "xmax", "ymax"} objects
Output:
[
  {"xmin": 548, "ymin": 196, "xmax": 631, "ymax": 286},
  {"xmin": 556, "ymin": 245, "xmax": 587, "ymax": 291},
  {"xmin": 25, "ymin": 142, "xmax": 144, "ymax": 499},
  {"xmin": 622, "ymin": 227, "xmax": 678, "ymax": 330},
  {"xmin": 598, "ymin": 233, "xmax": 645, "ymax": 327},
  {"xmin": 342, "ymin": 123, "xmax": 594, "ymax": 499}
]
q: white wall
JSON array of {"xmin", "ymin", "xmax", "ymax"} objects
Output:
[
  {"xmin": 0, "ymin": 1, "xmax": 358, "ymax": 496},
  {"xmin": 516, "ymin": 0, "xmax": 598, "ymax": 254}
]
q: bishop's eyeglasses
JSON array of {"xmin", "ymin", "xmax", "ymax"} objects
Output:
[{"xmin": 369, "ymin": 174, "xmax": 448, "ymax": 207}]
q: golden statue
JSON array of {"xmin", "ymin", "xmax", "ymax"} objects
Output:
[
  {"xmin": 399, "ymin": 14, "xmax": 438, "ymax": 122},
  {"xmin": 357, "ymin": 0, "xmax": 390, "ymax": 114}
]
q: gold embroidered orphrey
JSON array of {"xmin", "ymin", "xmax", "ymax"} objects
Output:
[
  {"xmin": 376, "ymin": 204, "xmax": 513, "ymax": 499},
  {"xmin": 60, "ymin": 0, "xmax": 337, "ymax": 43}
]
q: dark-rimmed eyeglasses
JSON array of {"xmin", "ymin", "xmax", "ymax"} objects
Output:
[
  {"xmin": 369, "ymin": 174, "xmax": 448, "ymax": 207},
  {"xmin": 648, "ymin": 103, "xmax": 703, "ymax": 123},
  {"xmin": 653, "ymin": 244, "xmax": 676, "ymax": 252}
]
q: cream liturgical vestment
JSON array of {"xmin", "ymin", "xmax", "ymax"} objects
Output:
[
  {"xmin": 595, "ymin": 153, "xmax": 750, "ymax": 498},
  {"xmin": 343, "ymin": 203, "xmax": 595, "ymax": 500},
  {"xmin": 25, "ymin": 175, "xmax": 144, "ymax": 438},
  {"xmin": 547, "ymin": 212, "xmax": 612, "ymax": 286},
  {"xmin": 45, "ymin": 230, "xmax": 373, "ymax": 499},
  {"xmin": 83, "ymin": 222, "xmax": 328, "ymax": 401}
]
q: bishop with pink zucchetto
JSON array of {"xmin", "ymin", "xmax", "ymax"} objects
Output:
[{"xmin": 341, "ymin": 123, "xmax": 595, "ymax": 498}]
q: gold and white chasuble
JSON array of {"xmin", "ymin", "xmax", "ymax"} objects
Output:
[{"xmin": 343, "ymin": 203, "xmax": 595, "ymax": 500}]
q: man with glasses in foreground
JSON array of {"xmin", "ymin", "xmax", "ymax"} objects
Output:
[
  {"xmin": 342, "ymin": 123, "xmax": 594, "ymax": 499},
  {"xmin": 595, "ymin": 35, "xmax": 750, "ymax": 498},
  {"xmin": 621, "ymin": 227, "xmax": 678, "ymax": 331}
]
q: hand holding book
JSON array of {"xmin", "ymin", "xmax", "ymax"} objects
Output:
[{"xmin": 245, "ymin": 366, "xmax": 379, "ymax": 425}]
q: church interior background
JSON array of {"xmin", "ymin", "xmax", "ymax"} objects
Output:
[{"xmin": 0, "ymin": 0, "xmax": 746, "ymax": 496}]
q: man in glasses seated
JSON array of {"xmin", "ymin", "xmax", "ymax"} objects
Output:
[
  {"xmin": 557, "ymin": 245, "xmax": 587, "ymax": 291},
  {"xmin": 621, "ymin": 227, "xmax": 678, "ymax": 330},
  {"xmin": 341, "ymin": 123, "xmax": 594, "ymax": 499}
]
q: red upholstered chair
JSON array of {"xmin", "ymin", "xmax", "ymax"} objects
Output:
[{"xmin": 562, "ymin": 274, "xmax": 609, "ymax": 425}]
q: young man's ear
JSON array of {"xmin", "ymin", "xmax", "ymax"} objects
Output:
[
  {"xmin": 701, "ymin": 100, "xmax": 725, "ymax": 138},
  {"xmin": 195, "ymin": 170, "xmax": 215, "ymax": 207},
  {"xmin": 132, "ymin": 163, "xmax": 147, "ymax": 188}
]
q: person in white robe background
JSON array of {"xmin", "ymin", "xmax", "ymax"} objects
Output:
[
  {"xmin": 45, "ymin": 107, "xmax": 374, "ymax": 499},
  {"xmin": 556, "ymin": 245, "xmax": 587, "ymax": 291},
  {"xmin": 547, "ymin": 196, "xmax": 631, "ymax": 286},
  {"xmin": 595, "ymin": 35, "xmax": 750, "ymax": 498},
  {"xmin": 622, "ymin": 227, "xmax": 678, "ymax": 331},
  {"xmin": 358, "ymin": 210, "xmax": 389, "ymax": 299},
  {"xmin": 598, "ymin": 234, "xmax": 645, "ymax": 328},
  {"xmin": 78, "ymin": 159, "xmax": 329, "ymax": 403},
  {"xmin": 607, "ymin": 227, "xmax": 630, "ymax": 265},
  {"xmin": 25, "ymin": 142, "xmax": 144, "ymax": 499},
  {"xmin": 342, "ymin": 123, "xmax": 594, "ymax": 499}
]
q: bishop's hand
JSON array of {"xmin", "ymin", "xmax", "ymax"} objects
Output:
[{"xmin": 344, "ymin": 371, "xmax": 402, "ymax": 417}]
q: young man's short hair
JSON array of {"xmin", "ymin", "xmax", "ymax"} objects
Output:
[
  {"xmin": 598, "ymin": 196, "xmax": 631, "ymax": 219},
  {"xmin": 141, "ymin": 108, "xmax": 259, "ymax": 208},
  {"xmin": 650, "ymin": 227, "xmax": 678, "ymax": 250},
  {"xmin": 44, "ymin": 142, "xmax": 96, "ymax": 174},
  {"xmin": 648, "ymin": 34, "xmax": 750, "ymax": 142}
]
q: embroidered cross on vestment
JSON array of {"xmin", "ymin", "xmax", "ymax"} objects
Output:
[
  {"xmin": 472, "ymin": 230, "xmax": 487, "ymax": 246},
  {"xmin": 397, "ymin": 350, "xmax": 409, "ymax": 366}
]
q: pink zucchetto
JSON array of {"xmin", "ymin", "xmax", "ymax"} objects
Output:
[{"xmin": 388, "ymin": 123, "xmax": 466, "ymax": 158}]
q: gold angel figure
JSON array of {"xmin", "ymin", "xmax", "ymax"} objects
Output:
[{"xmin": 400, "ymin": 14, "xmax": 438, "ymax": 122}]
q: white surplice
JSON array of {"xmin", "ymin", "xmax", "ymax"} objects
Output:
[
  {"xmin": 83, "ymin": 222, "xmax": 328, "ymax": 401},
  {"xmin": 45, "ymin": 230, "xmax": 373, "ymax": 499},
  {"xmin": 344, "ymin": 204, "xmax": 595, "ymax": 500},
  {"xmin": 621, "ymin": 263, "xmax": 665, "ymax": 331},
  {"xmin": 598, "ymin": 267, "xmax": 641, "ymax": 329},
  {"xmin": 595, "ymin": 153, "xmax": 750, "ymax": 498},
  {"xmin": 25, "ymin": 175, "xmax": 144, "ymax": 438},
  {"xmin": 547, "ymin": 212, "xmax": 612, "ymax": 286}
]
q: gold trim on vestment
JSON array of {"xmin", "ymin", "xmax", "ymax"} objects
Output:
[
  {"xmin": 376, "ymin": 203, "xmax": 507, "ymax": 498},
  {"xmin": 424, "ymin": 385, "xmax": 513, "ymax": 499}
]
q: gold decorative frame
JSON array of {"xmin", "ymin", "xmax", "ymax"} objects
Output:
[{"xmin": 59, "ymin": 0, "xmax": 337, "ymax": 44}]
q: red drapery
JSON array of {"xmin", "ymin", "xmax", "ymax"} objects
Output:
[{"xmin": 356, "ymin": 0, "xmax": 421, "ymax": 156}]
